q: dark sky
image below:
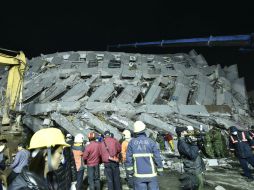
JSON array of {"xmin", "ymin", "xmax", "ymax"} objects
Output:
[{"xmin": 1, "ymin": 1, "xmax": 254, "ymax": 90}]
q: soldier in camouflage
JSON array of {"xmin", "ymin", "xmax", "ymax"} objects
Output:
[
  {"xmin": 211, "ymin": 127, "xmax": 225, "ymax": 158},
  {"xmin": 203, "ymin": 129, "xmax": 215, "ymax": 158}
]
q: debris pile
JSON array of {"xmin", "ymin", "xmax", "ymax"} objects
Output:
[{"xmin": 0, "ymin": 50, "xmax": 253, "ymax": 138}]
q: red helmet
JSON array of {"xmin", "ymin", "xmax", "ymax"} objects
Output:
[{"xmin": 88, "ymin": 132, "xmax": 96, "ymax": 140}]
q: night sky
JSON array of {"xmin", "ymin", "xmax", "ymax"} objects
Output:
[{"xmin": 1, "ymin": 1, "xmax": 254, "ymax": 90}]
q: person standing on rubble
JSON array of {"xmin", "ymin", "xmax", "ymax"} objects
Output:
[
  {"xmin": 176, "ymin": 126, "xmax": 205, "ymax": 190},
  {"xmin": 212, "ymin": 127, "xmax": 225, "ymax": 158},
  {"xmin": 72, "ymin": 133, "xmax": 85, "ymax": 190},
  {"xmin": 100, "ymin": 130, "xmax": 122, "ymax": 190},
  {"xmin": 54, "ymin": 133, "xmax": 77, "ymax": 190},
  {"xmin": 8, "ymin": 128, "xmax": 70, "ymax": 189},
  {"xmin": 229, "ymin": 126, "xmax": 254, "ymax": 181},
  {"xmin": 164, "ymin": 133, "xmax": 175, "ymax": 153},
  {"xmin": 7, "ymin": 143, "xmax": 30, "ymax": 185},
  {"xmin": 83, "ymin": 132, "xmax": 101, "ymax": 190},
  {"xmin": 121, "ymin": 129, "xmax": 133, "ymax": 189},
  {"xmin": 249, "ymin": 125, "xmax": 254, "ymax": 138},
  {"xmin": 203, "ymin": 129, "xmax": 215, "ymax": 158},
  {"xmin": 126, "ymin": 121, "xmax": 163, "ymax": 190}
]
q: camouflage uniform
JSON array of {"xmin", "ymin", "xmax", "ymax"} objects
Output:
[
  {"xmin": 212, "ymin": 128, "xmax": 225, "ymax": 158},
  {"xmin": 204, "ymin": 131, "xmax": 215, "ymax": 158},
  {"xmin": 156, "ymin": 134, "xmax": 165, "ymax": 151}
]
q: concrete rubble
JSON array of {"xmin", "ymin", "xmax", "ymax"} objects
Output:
[{"xmin": 0, "ymin": 50, "xmax": 253, "ymax": 139}]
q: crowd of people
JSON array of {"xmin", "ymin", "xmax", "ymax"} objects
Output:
[{"xmin": 0, "ymin": 122, "xmax": 253, "ymax": 190}]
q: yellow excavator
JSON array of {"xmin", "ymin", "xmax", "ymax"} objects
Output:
[{"xmin": 0, "ymin": 48, "xmax": 26, "ymax": 134}]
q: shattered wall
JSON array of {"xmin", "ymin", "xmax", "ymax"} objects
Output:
[{"xmin": 0, "ymin": 50, "xmax": 253, "ymax": 139}]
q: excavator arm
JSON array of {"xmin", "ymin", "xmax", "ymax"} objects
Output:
[{"xmin": 0, "ymin": 50, "xmax": 26, "ymax": 125}]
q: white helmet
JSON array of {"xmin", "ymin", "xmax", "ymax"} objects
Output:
[
  {"xmin": 134, "ymin": 121, "xmax": 146, "ymax": 133},
  {"xmin": 122, "ymin": 130, "xmax": 131, "ymax": 139},
  {"xmin": 74, "ymin": 133, "xmax": 84, "ymax": 143},
  {"xmin": 187, "ymin": 125, "xmax": 194, "ymax": 131}
]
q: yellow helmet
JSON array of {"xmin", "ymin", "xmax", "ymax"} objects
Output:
[
  {"xmin": 29, "ymin": 128, "xmax": 70, "ymax": 149},
  {"xmin": 134, "ymin": 121, "xmax": 146, "ymax": 133}
]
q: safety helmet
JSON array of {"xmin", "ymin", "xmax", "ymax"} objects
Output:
[
  {"xmin": 134, "ymin": 121, "xmax": 146, "ymax": 133},
  {"xmin": 229, "ymin": 126, "xmax": 238, "ymax": 134},
  {"xmin": 88, "ymin": 132, "xmax": 96, "ymax": 140},
  {"xmin": 74, "ymin": 133, "xmax": 84, "ymax": 143},
  {"xmin": 186, "ymin": 126, "xmax": 194, "ymax": 131},
  {"xmin": 29, "ymin": 128, "xmax": 70, "ymax": 150},
  {"xmin": 122, "ymin": 130, "xmax": 131, "ymax": 139}
]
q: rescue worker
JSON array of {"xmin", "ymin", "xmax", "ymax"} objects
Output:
[
  {"xmin": 164, "ymin": 133, "xmax": 175, "ymax": 153},
  {"xmin": 211, "ymin": 128, "xmax": 225, "ymax": 158},
  {"xmin": 54, "ymin": 133, "xmax": 77, "ymax": 190},
  {"xmin": 156, "ymin": 132, "xmax": 165, "ymax": 151},
  {"xmin": 203, "ymin": 130, "xmax": 215, "ymax": 158},
  {"xmin": 121, "ymin": 129, "xmax": 133, "ymax": 188},
  {"xmin": 229, "ymin": 126, "xmax": 254, "ymax": 181},
  {"xmin": 249, "ymin": 125, "xmax": 254, "ymax": 138},
  {"xmin": 176, "ymin": 126, "xmax": 205, "ymax": 190},
  {"xmin": 8, "ymin": 128, "xmax": 70, "ymax": 189},
  {"xmin": 72, "ymin": 133, "xmax": 85, "ymax": 190},
  {"xmin": 7, "ymin": 143, "xmax": 30, "ymax": 185},
  {"xmin": 83, "ymin": 132, "xmax": 101, "ymax": 190},
  {"xmin": 100, "ymin": 130, "xmax": 121, "ymax": 190},
  {"xmin": 126, "ymin": 121, "xmax": 163, "ymax": 190}
]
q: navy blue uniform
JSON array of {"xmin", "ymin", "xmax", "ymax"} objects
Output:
[
  {"xmin": 229, "ymin": 131, "xmax": 254, "ymax": 179},
  {"xmin": 126, "ymin": 133, "xmax": 163, "ymax": 190}
]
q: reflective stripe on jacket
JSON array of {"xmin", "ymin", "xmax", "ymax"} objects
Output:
[
  {"xmin": 229, "ymin": 131, "xmax": 254, "ymax": 158},
  {"xmin": 126, "ymin": 134, "xmax": 163, "ymax": 179}
]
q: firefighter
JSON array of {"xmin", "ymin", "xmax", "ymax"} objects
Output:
[
  {"xmin": 229, "ymin": 126, "xmax": 254, "ymax": 181},
  {"xmin": 126, "ymin": 121, "xmax": 163, "ymax": 190}
]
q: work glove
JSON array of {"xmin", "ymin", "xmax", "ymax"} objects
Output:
[{"xmin": 70, "ymin": 181, "xmax": 77, "ymax": 190}]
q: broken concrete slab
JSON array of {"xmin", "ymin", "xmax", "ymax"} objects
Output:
[
  {"xmin": 61, "ymin": 75, "xmax": 97, "ymax": 101},
  {"xmin": 138, "ymin": 113, "xmax": 176, "ymax": 135},
  {"xmin": 23, "ymin": 101, "xmax": 81, "ymax": 115},
  {"xmin": 79, "ymin": 111, "xmax": 122, "ymax": 140},
  {"xmin": 51, "ymin": 112, "xmax": 89, "ymax": 141}
]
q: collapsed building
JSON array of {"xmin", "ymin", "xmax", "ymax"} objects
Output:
[{"xmin": 0, "ymin": 50, "xmax": 253, "ymax": 140}]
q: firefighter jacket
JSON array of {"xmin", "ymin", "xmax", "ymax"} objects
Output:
[
  {"xmin": 126, "ymin": 133, "xmax": 163, "ymax": 180},
  {"xmin": 229, "ymin": 131, "xmax": 254, "ymax": 158}
]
